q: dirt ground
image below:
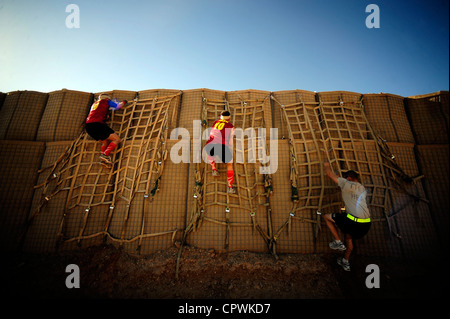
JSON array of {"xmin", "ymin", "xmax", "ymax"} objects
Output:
[{"xmin": 1, "ymin": 243, "xmax": 448, "ymax": 301}]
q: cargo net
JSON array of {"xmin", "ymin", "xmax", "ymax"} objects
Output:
[
  {"xmin": 29, "ymin": 93, "xmax": 180, "ymax": 251},
  {"xmin": 272, "ymin": 93, "xmax": 415, "ymax": 253},
  {"xmin": 183, "ymin": 94, "xmax": 274, "ymax": 255}
]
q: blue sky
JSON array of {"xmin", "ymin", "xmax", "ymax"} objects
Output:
[{"xmin": 0, "ymin": 0, "xmax": 448, "ymax": 96}]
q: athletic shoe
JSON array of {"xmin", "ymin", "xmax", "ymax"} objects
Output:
[
  {"xmin": 100, "ymin": 154, "xmax": 112, "ymax": 164},
  {"xmin": 227, "ymin": 187, "xmax": 236, "ymax": 194},
  {"xmin": 212, "ymin": 170, "xmax": 220, "ymax": 177},
  {"xmin": 329, "ymin": 240, "xmax": 346, "ymax": 251},
  {"xmin": 337, "ymin": 257, "xmax": 351, "ymax": 271}
]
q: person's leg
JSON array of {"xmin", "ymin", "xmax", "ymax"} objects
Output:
[
  {"xmin": 226, "ymin": 162, "xmax": 234, "ymax": 189},
  {"xmin": 205, "ymin": 144, "xmax": 219, "ymax": 175},
  {"xmin": 100, "ymin": 140, "xmax": 108, "ymax": 154},
  {"xmin": 99, "ymin": 133, "xmax": 121, "ymax": 164},
  {"xmin": 324, "ymin": 214, "xmax": 341, "ymax": 241},
  {"xmin": 103, "ymin": 133, "xmax": 121, "ymax": 156},
  {"xmin": 209, "ymin": 156, "xmax": 217, "ymax": 172},
  {"xmin": 324, "ymin": 214, "xmax": 346, "ymax": 251},
  {"xmin": 210, "ymin": 159, "xmax": 219, "ymax": 176},
  {"xmin": 337, "ymin": 233, "xmax": 353, "ymax": 271},
  {"xmin": 344, "ymin": 233, "xmax": 353, "ymax": 261},
  {"xmin": 224, "ymin": 145, "xmax": 235, "ymax": 192}
]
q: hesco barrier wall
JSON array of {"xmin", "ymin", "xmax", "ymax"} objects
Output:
[{"xmin": 0, "ymin": 88, "xmax": 448, "ymax": 261}]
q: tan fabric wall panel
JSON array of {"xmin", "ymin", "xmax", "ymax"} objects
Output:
[
  {"xmin": 0, "ymin": 140, "xmax": 45, "ymax": 251},
  {"xmin": 405, "ymin": 91, "xmax": 449, "ymax": 144},
  {"xmin": 23, "ymin": 141, "xmax": 73, "ymax": 253},
  {"xmin": 270, "ymin": 140, "xmax": 316, "ymax": 254},
  {"xmin": 187, "ymin": 162, "xmax": 270, "ymax": 252},
  {"xmin": 105, "ymin": 139, "xmax": 187, "ymax": 253},
  {"xmin": 416, "ymin": 144, "xmax": 449, "ymax": 252},
  {"xmin": 363, "ymin": 93, "xmax": 415, "ymax": 143},
  {"xmin": 317, "ymin": 91, "xmax": 362, "ymax": 103},
  {"xmin": 386, "ymin": 142, "xmax": 440, "ymax": 258},
  {"xmin": 36, "ymin": 89, "xmax": 93, "ymax": 142},
  {"xmin": 178, "ymin": 88, "xmax": 226, "ymax": 137},
  {"xmin": 0, "ymin": 92, "xmax": 21, "ymax": 139},
  {"xmin": 0, "ymin": 91, "xmax": 48, "ymax": 140},
  {"xmin": 0, "ymin": 92, "xmax": 6, "ymax": 111}
]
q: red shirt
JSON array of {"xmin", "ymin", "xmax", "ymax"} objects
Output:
[
  {"xmin": 206, "ymin": 119, "xmax": 234, "ymax": 146},
  {"xmin": 86, "ymin": 99, "xmax": 110, "ymax": 124}
]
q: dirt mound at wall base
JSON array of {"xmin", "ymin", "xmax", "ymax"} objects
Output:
[{"xmin": 1, "ymin": 244, "xmax": 447, "ymax": 300}]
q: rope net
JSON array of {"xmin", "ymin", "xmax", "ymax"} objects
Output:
[
  {"xmin": 18, "ymin": 89, "xmax": 442, "ymax": 261},
  {"xmin": 28, "ymin": 93, "xmax": 181, "ymax": 252},
  {"xmin": 271, "ymin": 92, "xmax": 421, "ymax": 255},
  {"xmin": 185, "ymin": 94, "xmax": 274, "ymax": 253}
]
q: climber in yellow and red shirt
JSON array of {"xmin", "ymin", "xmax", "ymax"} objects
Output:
[
  {"xmin": 85, "ymin": 93, "xmax": 127, "ymax": 165},
  {"xmin": 204, "ymin": 110, "xmax": 236, "ymax": 193}
]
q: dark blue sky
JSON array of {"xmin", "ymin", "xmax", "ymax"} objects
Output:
[{"xmin": 0, "ymin": 0, "xmax": 448, "ymax": 96}]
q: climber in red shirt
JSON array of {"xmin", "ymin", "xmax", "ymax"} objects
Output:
[
  {"xmin": 85, "ymin": 93, "xmax": 127, "ymax": 165},
  {"xmin": 204, "ymin": 110, "xmax": 236, "ymax": 193}
]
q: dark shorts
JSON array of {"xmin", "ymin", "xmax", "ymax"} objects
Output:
[
  {"xmin": 204, "ymin": 143, "xmax": 233, "ymax": 163},
  {"xmin": 332, "ymin": 213, "xmax": 371, "ymax": 239},
  {"xmin": 85, "ymin": 122, "xmax": 115, "ymax": 141}
]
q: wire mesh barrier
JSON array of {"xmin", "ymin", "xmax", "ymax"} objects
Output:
[{"xmin": 0, "ymin": 88, "xmax": 447, "ymax": 263}]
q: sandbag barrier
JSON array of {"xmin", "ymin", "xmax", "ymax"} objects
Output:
[{"xmin": 1, "ymin": 89, "xmax": 446, "ymax": 262}]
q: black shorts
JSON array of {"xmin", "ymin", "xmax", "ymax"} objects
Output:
[
  {"xmin": 332, "ymin": 213, "xmax": 371, "ymax": 239},
  {"xmin": 85, "ymin": 122, "xmax": 115, "ymax": 141},
  {"xmin": 204, "ymin": 143, "xmax": 233, "ymax": 163}
]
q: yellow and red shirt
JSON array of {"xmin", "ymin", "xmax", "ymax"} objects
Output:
[{"xmin": 206, "ymin": 119, "xmax": 234, "ymax": 146}]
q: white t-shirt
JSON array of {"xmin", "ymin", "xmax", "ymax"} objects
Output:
[{"xmin": 337, "ymin": 177, "xmax": 370, "ymax": 219}]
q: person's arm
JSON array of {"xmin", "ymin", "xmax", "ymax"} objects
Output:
[
  {"xmin": 323, "ymin": 162, "xmax": 338, "ymax": 184},
  {"xmin": 108, "ymin": 99, "xmax": 127, "ymax": 111}
]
